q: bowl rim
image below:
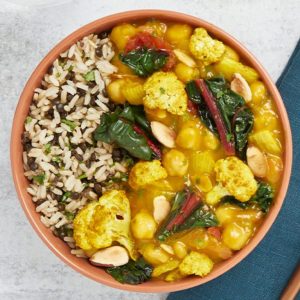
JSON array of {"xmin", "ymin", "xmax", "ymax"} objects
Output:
[{"xmin": 10, "ymin": 9, "xmax": 293, "ymax": 293}]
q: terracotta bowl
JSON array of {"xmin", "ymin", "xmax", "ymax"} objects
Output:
[{"xmin": 11, "ymin": 10, "xmax": 292, "ymax": 293}]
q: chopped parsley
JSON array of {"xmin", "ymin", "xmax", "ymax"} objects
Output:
[
  {"xmin": 33, "ymin": 173, "xmax": 45, "ymax": 185},
  {"xmin": 83, "ymin": 70, "xmax": 95, "ymax": 82},
  {"xmin": 61, "ymin": 119, "xmax": 76, "ymax": 131}
]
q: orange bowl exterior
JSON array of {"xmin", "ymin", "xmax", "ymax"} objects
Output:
[{"xmin": 10, "ymin": 10, "xmax": 292, "ymax": 293}]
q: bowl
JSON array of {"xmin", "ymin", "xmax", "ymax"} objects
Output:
[{"xmin": 11, "ymin": 10, "xmax": 292, "ymax": 293}]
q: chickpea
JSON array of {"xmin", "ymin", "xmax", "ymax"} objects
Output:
[
  {"xmin": 223, "ymin": 46, "xmax": 239, "ymax": 61},
  {"xmin": 196, "ymin": 174, "xmax": 213, "ymax": 193},
  {"xmin": 176, "ymin": 126, "xmax": 201, "ymax": 150},
  {"xmin": 111, "ymin": 54, "xmax": 133, "ymax": 75},
  {"xmin": 131, "ymin": 210, "xmax": 157, "ymax": 239},
  {"xmin": 222, "ymin": 222, "xmax": 253, "ymax": 250},
  {"xmin": 110, "ymin": 24, "xmax": 137, "ymax": 50},
  {"xmin": 203, "ymin": 130, "xmax": 220, "ymax": 150},
  {"xmin": 175, "ymin": 63, "xmax": 200, "ymax": 83},
  {"xmin": 253, "ymin": 113, "xmax": 279, "ymax": 132},
  {"xmin": 106, "ymin": 79, "xmax": 126, "ymax": 104},
  {"xmin": 215, "ymin": 205, "xmax": 238, "ymax": 225},
  {"xmin": 173, "ymin": 241, "xmax": 187, "ymax": 259},
  {"xmin": 266, "ymin": 155, "xmax": 283, "ymax": 184},
  {"xmin": 250, "ymin": 81, "xmax": 267, "ymax": 105},
  {"xmin": 162, "ymin": 149, "xmax": 189, "ymax": 177},
  {"xmin": 142, "ymin": 243, "xmax": 170, "ymax": 265},
  {"xmin": 165, "ymin": 24, "xmax": 193, "ymax": 46}
]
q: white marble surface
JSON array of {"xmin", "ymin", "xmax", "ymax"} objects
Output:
[{"xmin": 0, "ymin": 0, "xmax": 299, "ymax": 299}]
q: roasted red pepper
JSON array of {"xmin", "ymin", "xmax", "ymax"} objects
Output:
[{"xmin": 124, "ymin": 32, "xmax": 175, "ymax": 71}]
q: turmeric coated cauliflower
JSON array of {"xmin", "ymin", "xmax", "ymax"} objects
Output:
[
  {"xmin": 143, "ymin": 72, "xmax": 187, "ymax": 115},
  {"xmin": 129, "ymin": 160, "xmax": 168, "ymax": 190},
  {"xmin": 189, "ymin": 28, "xmax": 225, "ymax": 66},
  {"xmin": 179, "ymin": 251, "xmax": 214, "ymax": 277},
  {"xmin": 206, "ymin": 157, "xmax": 258, "ymax": 204},
  {"xmin": 73, "ymin": 190, "xmax": 137, "ymax": 259}
]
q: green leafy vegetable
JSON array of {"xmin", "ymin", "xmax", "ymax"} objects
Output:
[
  {"xmin": 156, "ymin": 191, "xmax": 187, "ymax": 241},
  {"xmin": 119, "ymin": 105, "xmax": 151, "ymax": 133},
  {"xmin": 186, "ymin": 77, "xmax": 254, "ymax": 158},
  {"xmin": 25, "ymin": 116, "xmax": 32, "ymax": 124},
  {"xmin": 52, "ymin": 156, "xmax": 62, "ymax": 163},
  {"xmin": 221, "ymin": 195, "xmax": 249, "ymax": 209},
  {"xmin": 78, "ymin": 173, "xmax": 87, "ymax": 180},
  {"xmin": 120, "ymin": 48, "xmax": 169, "ymax": 77},
  {"xmin": 178, "ymin": 206, "xmax": 218, "ymax": 231},
  {"xmin": 205, "ymin": 77, "xmax": 245, "ymax": 135},
  {"xmin": 251, "ymin": 182, "xmax": 274, "ymax": 213},
  {"xmin": 61, "ymin": 119, "xmax": 76, "ymax": 131},
  {"xmin": 83, "ymin": 70, "xmax": 95, "ymax": 82},
  {"xmin": 106, "ymin": 258, "xmax": 153, "ymax": 285},
  {"xmin": 186, "ymin": 81, "xmax": 217, "ymax": 135},
  {"xmin": 33, "ymin": 173, "xmax": 45, "ymax": 185},
  {"xmin": 93, "ymin": 105, "xmax": 159, "ymax": 160},
  {"xmin": 233, "ymin": 107, "xmax": 254, "ymax": 159},
  {"xmin": 44, "ymin": 143, "xmax": 51, "ymax": 154},
  {"xmin": 221, "ymin": 182, "xmax": 274, "ymax": 213},
  {"xmin": 61, "ymin": 191, "xmax": 71, "ymax": 203},
  {"xmin": 109, "ymin": 119, "xmax": 153, "ymax": 160},
  {"xmin": 65, "ymin": 211, "xmax": 75, "ymax": 220},
  {"xmin": 157, "ymin": 191, "xmax": 218, "ymax": 241}
]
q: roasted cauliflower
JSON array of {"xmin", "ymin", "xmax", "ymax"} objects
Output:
[
  {"xmin": 129, "ymin": 160, "xmax": 168, "ymax": 189},
  {"xmin": 73, "ymin": 190, "xmax": 137, "ymax": 259},
  {"xmin": 143, "ymin": 72, "xmax": 187, "ymax": 115},
  {"xmin": 206, "ymin": 157, "xmax": 258, "ymax": 204},
  {"xmin": 179, "ymin": 251, "xmax": 214, "ymax": 277},
  {"xmin": 189, "ymin": 28, "xmax": 225, "ymax": 66}
]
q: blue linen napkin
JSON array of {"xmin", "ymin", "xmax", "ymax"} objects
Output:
[{"xmin": 168, "ymin": 40, "xmax": 300, "ymax": 300}]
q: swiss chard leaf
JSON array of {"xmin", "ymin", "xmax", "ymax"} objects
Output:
[
  {"xmin": 233, "ymin": 107, "xmax": 254, "ymax": 159},
  {"xmin": 120, "ymin": 105, "xmax": 151, "ymax": 133},
  {"xmin": 251, "ymin": 182, "xmax": 274, "ymax": 213},
  {"xmin": 232, "ymin": 106, "xmax": 254, "ymax": 160},
  {"xmin": 106, "ymin": 258, "xmax": 153, "ymax": 285},
  {"xmin": 120, "ymin": 48, "xmax": 169, "ymax": 77},
  {"xmin": 177, "ymin": 205, "xmax": 218, "ymax": 231},
  {"xmin": 157, "ymin": 191, "xmax": 218, "ymax": 241},
  {"xmin": 156, "ymin": 191, "xmax": 187, "ymax": 241},
  {"xmin": 221, "ymin": 182, "xmax": 274, "ymax": 213},
  {"xmin": 221, "ymin": 195, "xmax": 250, "ymax": 209},
  {"xmin": 186, "ymin": 81, "xmax": 217, "ymax": 135},
  {"xmin": 205, "ymin": 77, "xmax": 245, "ymax": 134},
  {"xmin": 108, "ymin": 119, "xmax": 153, "ymax": 160},
  {"xmin": 93, "ymin": 107, "xmax": 122, "ymax": 143}
]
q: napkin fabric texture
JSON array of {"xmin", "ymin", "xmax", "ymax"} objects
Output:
[{"xmin": 168, "ymin": 40, "xmax": 300, "ymax": 300}]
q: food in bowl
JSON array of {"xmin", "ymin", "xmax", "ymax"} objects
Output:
[{"xmin": 21, "ymin": 19, "xmax": 284, "ymax": 285}]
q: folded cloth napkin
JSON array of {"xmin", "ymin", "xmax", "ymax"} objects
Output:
[{"xmin": 168, "ymin": 40, "xmax": 300, "ymax": 300}]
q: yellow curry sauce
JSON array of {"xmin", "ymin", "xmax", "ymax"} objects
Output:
[{"xmin": 74, "ymin": 19, "xmax": 284, "ymax": 282}]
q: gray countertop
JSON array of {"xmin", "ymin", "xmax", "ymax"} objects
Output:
[{"xmin": 0, "ymin": 0, "xmax": 299, "ymax": 299}]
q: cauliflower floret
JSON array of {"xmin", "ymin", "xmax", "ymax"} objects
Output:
[
  {"xmin": 179, "ymin": 252, "xmax": 214, "ymax": 277},
  {"xmin": 129, "ymin": 160, "xmax": 168, "ymax": 189},
  {"xmin": 206, "ymin": 184, "xmax": 229, "ymax": 205},
  {"xmin": 213, "ymin": 157, "xmax": 257, "ymax": 202},
  {"xmin": 73, "ymin": 190, "xmax": 137, "ymax": 259},
  {"xmin": 143, "ymin": 72, "xmax": 187, "ymax": 115},
  {"xmin": 189, "ymin": 28, "xmax": 225, "ymax": 66}
]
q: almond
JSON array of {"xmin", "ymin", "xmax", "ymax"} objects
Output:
[
  {"xmin": 246, "ymin": 145, "xmax": 268, "ymax": 178},
  {"xmin": 153, "ymin": 195, "xmax": 171, "ymax": 224},
  {"xmin": 150, "ymin": 121, "xmax": 176, "ymax": 148},
  {"xmin": 174, "ymin": 49, "xmax": 196, "ymax": 68},
  {"xmin": 89, "ymin": 246, "xmax": 129, "ymax": 267},
  {"xmin": 231, "ymin": 73, "xmax": 252, "ymax": 102}
]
